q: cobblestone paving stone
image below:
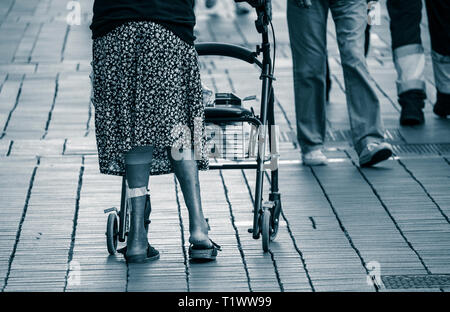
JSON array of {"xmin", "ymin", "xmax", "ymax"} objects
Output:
[{"xmin": 0, "ymin": 0, "xmax": 449, "ymax": 292}]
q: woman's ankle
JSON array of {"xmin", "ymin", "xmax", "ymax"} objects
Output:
[
  {"xmin": 189, "ymin": 233, "xmax": 211, "ymax": 247},
  {"xmin": 189, "ymin": 218, "xmax": 209, "ymax": 234},
  {"xmin": 189, "ymin": 222, "xmax": 211, "ymax": 247},
  {"xmin": 126, "ymin": 234, "xmax": 148, "ymax": 254}
]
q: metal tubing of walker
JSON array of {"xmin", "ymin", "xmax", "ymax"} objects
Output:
[
  {"xmin": 119, "ymin": 176, "xmax": 127, "ymax": 242},
  {"xmin": 252, "ymin": 39, "xmax": 272, "ymax": 238}
]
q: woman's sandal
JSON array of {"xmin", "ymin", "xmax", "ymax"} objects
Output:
[
  {"xmin": 189, "ymin": 239, "xmax": 221, "ymax": 261},
  {"xmin": 118, "ymin": 244, "xmax": 160, "ymax": 263},
  {"xmin": 188, "ymin": 218, "xmax": 221, "ymax": 261}
]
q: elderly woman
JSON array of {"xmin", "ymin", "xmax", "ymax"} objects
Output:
[{"xmin": 90, "ymin": 0, "xmax": 220, "ymax": 262}]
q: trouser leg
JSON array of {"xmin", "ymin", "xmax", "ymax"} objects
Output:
[
  {"xmin": 330, "ymin": 0, "xmax": 384, "ymax": 154},
  {"xmin": 287, "ymin": 0, "xmax": 329, "ymax": 153},
  {"xmin": 425, "ymin": 0, "xmax": 450, "ymax": 95},
  {"xmin": 387, "ymin": 0, "xmax": 426, "ymax": 95}
]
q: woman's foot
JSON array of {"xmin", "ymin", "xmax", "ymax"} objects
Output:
[
  {"xmin": 188, "ymin": 219, "xmax": 221, "ymax": 261},
  {"xmin": 189, "ymin": 219, "xmax": 212, "ymax": 249},
  {"xmin": 126, "ymin": 195, "xmax": 150, "ymax": 257},
  {"xmin": 125, "ymin": 233, "xmax": 149, "ymax": 257},
  {"xmin": 189, "ymin": 239, "xmax": 221, "ymax": 261},
  {"xmin": 188, "ymin": 221, "xmax": 221, "ymax": 261},
  {"xmin": 123, "ymin": 243, "xmax": 160, "ymax": 263},
  {"xmin": 189, "ymin": 233, "xmax": 213, "ymax": 249},
  {"xmin": 123, "ymin": 230, "xmax": 159, "ymax": 263}
]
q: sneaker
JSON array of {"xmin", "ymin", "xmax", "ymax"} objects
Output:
[
  {"xmin": 302, "ymin": 149, "xmax": 328, "ymax": 166},
  {"xmin": 235, "ymin": 2, "xmax": 250, "ymax": 15},
  {"xmin": 205, "ymin": 0, "xmax": 217, "ymax": 9},
  {"xmin": 359, "ymin": 142, "xmax": 393, "ymax": 167},
  {"xmin": 433, "ymin": 91, "xmax": 450, "ymax": 118},
  {"xmin": 399, "ymin": 90, "xmax": 425, "ymax": 126}
]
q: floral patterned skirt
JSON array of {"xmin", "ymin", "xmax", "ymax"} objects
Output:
[{"xmin": 91, "ymin": 21, "xmax": 209, "ymax": 176}]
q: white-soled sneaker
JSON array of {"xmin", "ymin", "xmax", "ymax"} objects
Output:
[
  {"xmin": 359, "ymin": 142, "xmax": 393, "ymax": 167},
  {"xmin": 302, "ymin": 149, "xmax": 328, "ymax": 166}
]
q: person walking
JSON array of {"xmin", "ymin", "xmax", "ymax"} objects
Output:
[
  {"xmin": 90, "ymin": 0, "xmax": 220, "ymax": 262},
  {"xmin": 287, "ymin": 0, "xmax": 392, "ymax": 167},
  {"xmin": 387, "ymin": 0, "xmax": 450, "ymax": 125}
]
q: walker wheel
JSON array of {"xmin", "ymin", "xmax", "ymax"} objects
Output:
[
  {"xmin": 261, "ymin": 208, "xmax": 271, "ymax": 253},
  {"xmin": 270, "ymin": 200, "xmax": 282, "ymax": 241},
  {"xmin": 106, "ymin": 212, "xmax": 119, "ymax": 255}
]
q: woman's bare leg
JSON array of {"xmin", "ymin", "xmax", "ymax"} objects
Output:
[
  {"xmin": 168, "ymin": 148, "xmax": 211, "ymax": 248},
  {"xmin": 125, "ymin": 146, "xmax": 153, "ymax": 256}
]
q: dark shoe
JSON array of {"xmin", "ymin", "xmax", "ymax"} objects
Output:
[
  {"xmin": 189, "ymin": 239, "xmax": 221, "ymax": 262},
  {"xmin": 399, "ymin": 90, "xmax": 425, "ymax": 126},
  {"xmin": 120, "ymin": 244, "xmax": 160, "ymax": 263},
  {"xmin": 433, "ymin": 91, "xmax": 450, "ymax": 118},
  {"xmin": 359, "ymin": 142, "xmax": 393, "ymax": 167}
]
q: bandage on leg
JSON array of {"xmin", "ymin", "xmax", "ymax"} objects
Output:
[
  {"xmin": 126, "ymin": 186, "xmax": 152, "ymax": 230},
  {"xmin": 127, "ymin": 186, "xmax": 149, "ymax": 198}
]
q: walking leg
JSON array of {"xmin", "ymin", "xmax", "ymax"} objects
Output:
[
  {"xmin": 331, "ymin": 0, "xmax": 385, "ymax": 154},
  {"xmin": 124, "ymin": 146, "xmax": 153, "ymax": 257},
  {"xmin": 287, "ymin": 0, "xmax": 329, "ymax": 153},
  {"xmin": 387, "ymin": 0, "xmax": 426, "ymax": 125},
  {"xmin": 331, "ymin": 0, "xmax": 392, "ymax": 167},
  {"xmin": 425, "ymin": 0, "xmax": 450, "ymax": 117},
  {"xmin": 168, "ymin": 148, "xmax": 211, "ymax": 248}
]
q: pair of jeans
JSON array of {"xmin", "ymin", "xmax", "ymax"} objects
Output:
[
  {"xmin": 387, "ymin": 0, "xmax": 450, "ymax": 95},
  {"xmin": 287, "ymin": 0, "xmax": 384, "ymax": 154}
]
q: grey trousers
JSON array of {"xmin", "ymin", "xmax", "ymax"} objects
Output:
[{"xmin": 287, "ymin": 0, "xmax": 384, "ymax": 154}]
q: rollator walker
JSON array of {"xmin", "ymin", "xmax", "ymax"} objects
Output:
[{"xmin": 105, "ymin": 0, "xmax": 281, "ymax": 253}]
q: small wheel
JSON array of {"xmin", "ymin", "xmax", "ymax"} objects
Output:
[
  {"xmin": 106, "ymin": 213, "xmax": 118, "ymax": 255},
  {"xmin": 261, "ymin": 208, "xmax": 271, "ymax": 252},
  {"xmin": 270, "ymin": 200, "xmax": 282, "ymax": 241}
]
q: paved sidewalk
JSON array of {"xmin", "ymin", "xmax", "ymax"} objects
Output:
[{"xmin": 0, "ymin": 0, "xmax": 449, "ymax": 292}]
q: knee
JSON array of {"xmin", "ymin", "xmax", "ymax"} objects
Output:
[
  {"xmin": 125, "ymin": 146, "xmax": 153, "ymax": 165},
  {"xmin": 339, "ymin": 45, "xmax": 366, "ymax": 70},
  {"xmin": 292, "ymin": 56, "xmax": 327, "ymax": 79}
]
